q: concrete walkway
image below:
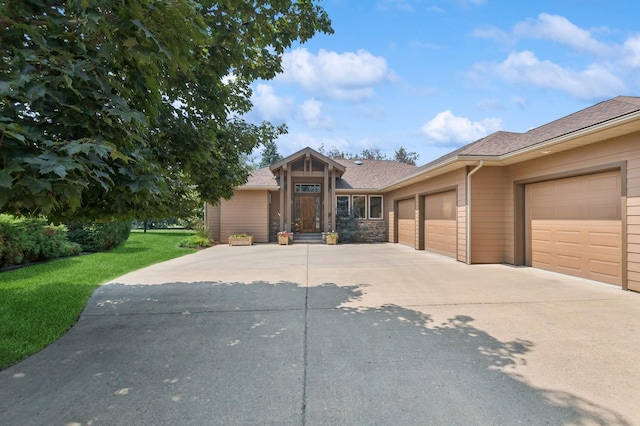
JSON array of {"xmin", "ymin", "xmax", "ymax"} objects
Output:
[{"xmin": 1, "ymin": 243, "xmax": 639, "ymax": 425}]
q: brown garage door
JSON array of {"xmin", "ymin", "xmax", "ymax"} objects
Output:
[
  {"xmin": 425, "ymin": 191, "xmax": 457, "ymax": 258},
  {"xmin": 397, "ymin": 198, "xmax": 415, "ymax": 248},
  {"xmin": 526, "ymin": 171, "xmax": 622, "ymax": 285}
]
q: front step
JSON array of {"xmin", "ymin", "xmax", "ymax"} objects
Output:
[{"xmin": 293, "ymin": 233, "xmax": 323, "ymax": 244}]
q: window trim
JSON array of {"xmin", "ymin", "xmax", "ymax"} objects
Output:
[
  {"xmin": 368, "ymin": 195, "xmax": 384, "ymax": 220},
  {"xmin": 352, "ymin": 194, "xmax": 367, "ymax": 219}
]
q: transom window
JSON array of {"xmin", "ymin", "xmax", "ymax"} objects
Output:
[{"xmin": 295, "ymin": 183, "xmax": 321, "ymax": 193}]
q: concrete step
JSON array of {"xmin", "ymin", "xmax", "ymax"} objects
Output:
[{"xmin": 293, "ymin": 233, "xmax": 323, "ymax": 244}]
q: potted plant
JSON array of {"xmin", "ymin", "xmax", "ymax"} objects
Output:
[
  {"xmin": 326, "ymin": 231, "xmax": 338, "ymax": 245},
  {"xmin": 278, "ymin": 231, "xmax": 293, "ymax": 245},
  {"xmin": 228, "ymin": 233, "xmax": 253, "ymax": 246}
]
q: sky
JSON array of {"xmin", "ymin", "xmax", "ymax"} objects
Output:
[{"xmin": 245, "ymin": 0, "xmax": 640, "ymax": 166}]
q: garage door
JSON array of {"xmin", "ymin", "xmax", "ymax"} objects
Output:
[
  {"xmin": 397, "ymin": 198, "xmax": 415, "ymax": 248},
  {"xmin": 526, "ymin": 171, "xmax": 622, "ymax": 285},
  {"xmin": 425, "ymin": 191, "xmax": 457, "ymax": 258}
]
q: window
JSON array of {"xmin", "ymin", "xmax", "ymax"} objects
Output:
[
  {"xmin": 352, "ymin": 195, "xmax": 366, "ymax": 218},
  {"xmin": 337, "ymin": 195, "xmax": 350, "ymax": 218},
  {"xmin": 295, "ymin": 183, "xmax": 321, "ymax": 193},
  {"xmin": 369, "ymin": 195, "xmax": 383, "ymax": 219}
]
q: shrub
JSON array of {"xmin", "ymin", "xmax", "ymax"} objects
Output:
[
  {"xmin": 66, "ymin": 221, "xmax": 131, "ymax": 252},
  {"xmin": 178, "ymin": 236, "xmax": 211, "ymax": 248},
  {"xmin": 0, "ymin": 215, "xmax": 81, "ymax": 267}
]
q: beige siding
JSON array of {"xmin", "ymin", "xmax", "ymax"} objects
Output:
[
  {"xmin": 220, "ymin": 190, "xmax": 269, "ymax": 243},
  {"xmin": 471, "ymin": 167, "xmax": 506, "ymax": 263},
  {"xmin": 628, "ymin": 196, "xmax": 640, "ymax": 291},
  {"xmin": 385, "ymin": 168, "xmax": 466, "ymax": 261},
  {"xmin": 205, "ymin": 203, "xmax": 221, "ymax": 242}
]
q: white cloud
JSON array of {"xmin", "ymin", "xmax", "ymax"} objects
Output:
[
  {"xmin": 297, "ymin": 98, "xmax": 332, "ymax": 129},
  {"xmin": 472, "ymin": 27, "xmax": 514, "ymax": 47},
  {"xmin": 277, "ymin": 132, "xmax": 350, "ymax": 156},
  {"xmin": 622, "ymin": 35, "xmax": 640, "ymax": 68},
  {"xmin": 279, "ymin": 48, "xmax": 394, "ymax": 101},
  {"xmin": 420, "ymin": 110, "xmax": 502, "ymax": 146},
  {"xmin": 514, "ymin": 13, "xmax": 613, "ymax": 56},
  {"xmin": 512, "ymin": 96, "xmax": 529, "ymax": 110},
  {"xmin": 475, "ymin": 50, "xmax": 625, "ymax": 100},
  {"xmin": 250, "ymin": 84, "xmax": 293, "ymax": 122}
]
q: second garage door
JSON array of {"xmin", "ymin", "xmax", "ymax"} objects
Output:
[
  {"xmin": 397, "ymin": 198, "xmax": 415, "ymax": 248},
  {"xmin": 526, "ymin": 171, "xmax": 622, "ymax": 285},
  {"xmin": 424, "ymin": 191, "xmax": 457, "ymax": 258}
]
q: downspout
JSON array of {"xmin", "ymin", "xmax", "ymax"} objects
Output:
[{"xmin": 466, "ymin": 161, "xmax": 484, "ymax": 265}]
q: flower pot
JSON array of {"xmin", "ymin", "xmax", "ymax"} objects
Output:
[
  {"xmin": 326, "ymin": 235, "xmax": 337, "ymax": 245},
  {"xmin": 228, "ymin": 235, "xmax": 253, "ymax": 246},
  {"xmin": 278, "ymin": 235, "xmax": 291, "ymax": 245}
]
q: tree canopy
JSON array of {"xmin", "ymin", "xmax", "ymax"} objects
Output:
[
  {"xmin": 319, "ymin": 145, "xmax": 419, "ymax": 165},
  {"xmin": 259, "ymin": 139, "xmax": 283, "ymax": 168},
  {"xmin": 0, "ymin": 0, "xmax": 332, "ymax": 220}
]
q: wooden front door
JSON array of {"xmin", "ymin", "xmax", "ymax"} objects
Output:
[{"xmin": 300, "ymin": 196, "xmax": 317, "ymax": 232}]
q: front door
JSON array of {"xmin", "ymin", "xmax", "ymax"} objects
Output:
[{"xmin": 300, "ymin": 196, "xmax": 318, "ymax": 232}]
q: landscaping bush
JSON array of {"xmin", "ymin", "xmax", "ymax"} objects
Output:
[
  {"xmin": 66, "ymin": 220, "xmax": 131, "ymax": 252},
  {"xmin": 0, "ymin": 215, "xmax": 81, "ymax": 267},
  {"xmin": 178, "ymin": 235, "xmax": 211, "ymax": 248}
]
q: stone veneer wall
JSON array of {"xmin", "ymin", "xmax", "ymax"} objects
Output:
[{"xmin": 356, "ymin": 220, "xmax": 386, "ymax": 243}]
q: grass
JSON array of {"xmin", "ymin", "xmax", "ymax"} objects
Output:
[{"xmin": 0, "ymin": 230, "xmax": 197, "ymax": 370}]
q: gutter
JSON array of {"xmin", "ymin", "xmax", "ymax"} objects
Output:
[{"xmin": 466, "ymin": 161, "xmax": 483, "ymax": 265}]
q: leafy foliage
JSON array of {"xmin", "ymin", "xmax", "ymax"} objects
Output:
[
  {"xmin": 393, "ymin": 147, "xmax": 419, "ymax": 165},
  {"xmin": 0, "ymin": 1, "xmax": 332, "ymax": 220},
  {"xmin": 0, "ymin": 215, "xmax": 80, "ymax": 267},
  {"xmin": 178, "ymin": 235, "xmax": 212, "ymax": 248},
  {"xmin": 319, "ymin": 145, "xmax": 418, "ymax": 164},
  {"xmin": 66, "ymin": 220, "xmax": 131, "ymax": 252}
]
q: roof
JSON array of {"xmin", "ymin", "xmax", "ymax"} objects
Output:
[
  {"xmin": 334, "ymin": 159, "xmax": 417, "ymax": 190},
  {"xmin": 241, "ymin": 96, "xmax": 640, "ymax": 192},
  {"xmin": 459, "ymin": 96, "xmax": 640, "ymax": 157}
]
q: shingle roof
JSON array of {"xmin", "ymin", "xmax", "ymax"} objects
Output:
[
  {"xmin": 242, "ymin": 96, "xmax": 640, "ymax": 191},
  {"xmin": 334, "ymin": 159, "xmax": 417, "ymax": 190},
  {"xmin": 460, "ymin": 96, "xmax": 640, "ymax": 157},
  {"xmin": 243, "ymin": 167, "xmax": 278, "ymax": 187},
  {"xmin": 241, "ymin": 159, "xmax": 416, "ymax": 190}
]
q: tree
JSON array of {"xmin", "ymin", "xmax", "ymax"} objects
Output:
[
  {"xmin": 394, "ymin": 147, "xmax": 419, "ymax": 166},
  {"xmin": 356, "ymin": 148, "xmax": 388, "ymax": 160},
  {"xmin": 0, "ymin": 1, "xmax": 332, "ymax": 221},
  {"xmin": 259, "ymin": 140, "xmax": 283, "ymax": 168}
]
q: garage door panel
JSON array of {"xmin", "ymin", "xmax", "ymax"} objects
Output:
[
  {"xmin": 424, "ymin": 191, "xmax": 457, "ymax": 258},
  {"xmin": 397, "ymin": 198, "xmax": 415, "ymax": 248},
  {"xmin": 530, "ymin": 219, "xmax": 621, "ymax": 285}
]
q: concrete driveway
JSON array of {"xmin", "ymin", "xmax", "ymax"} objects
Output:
[{"xmin": 1, "ymin": 243, "xmax": 639, "ymax": 425}]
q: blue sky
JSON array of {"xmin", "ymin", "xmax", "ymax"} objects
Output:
[{"xmin": 246, "ymin": 0, "xmax": 640, "ymax": 165}]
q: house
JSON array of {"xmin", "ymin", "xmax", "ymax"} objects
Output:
[{"xmin": 206, "ymin": 95, "xmax": 640, "ymax": 292}]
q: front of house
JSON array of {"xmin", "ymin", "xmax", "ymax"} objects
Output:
[{"xmin": 206, "ymin": 95, "xmax": 640, "ymax": 292}]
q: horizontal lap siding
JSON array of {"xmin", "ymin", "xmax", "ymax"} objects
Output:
[
  {"xmin": 471, "ymin": 167, "xmax": 506, "ymax": 264},
  {"xmin": 220, "ymin": 191, "xmax": 269, "ymax": 243}
]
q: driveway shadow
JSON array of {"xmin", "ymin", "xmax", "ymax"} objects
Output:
[{"xmin": 0, "ymin": 280, "xmax": 630, "ymax": 425}]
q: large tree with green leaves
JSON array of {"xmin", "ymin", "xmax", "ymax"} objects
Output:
[{"xmin": 0, "ymin": 0, "xmax": 332, "ymax": 221}]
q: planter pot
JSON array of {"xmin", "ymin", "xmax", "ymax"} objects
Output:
[
  {"xmin": 278, "ymin": 235, "xmax": 292, "ymax": 245},
  {"xmin": 326, "ymin": 235, "xmax": 338, "ymax": 245},
  {"xmin": 228, "ymin": 236, "xmax": 253, "ymax": 246}
]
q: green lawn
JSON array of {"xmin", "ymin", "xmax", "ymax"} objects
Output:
[{"xmin": 0, "ymin": 230, "xmax": 197, "ymax": 370}]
